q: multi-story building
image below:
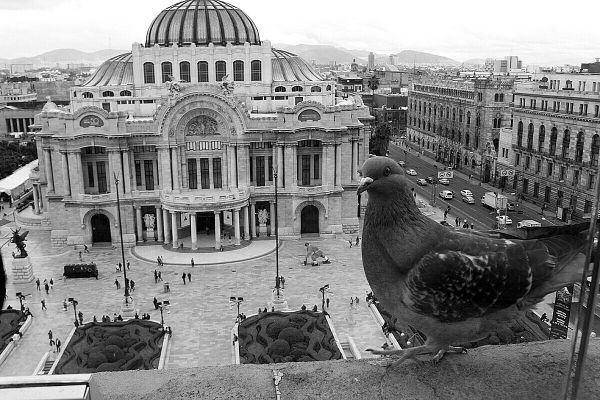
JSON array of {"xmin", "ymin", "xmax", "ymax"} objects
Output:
[
  {"xmin": 32, "ymin": 0, "xmax": 370, "ymax": 248},
  {"xmin": 371, "ymin": 93, "xmax": 408, "ymax": 137},
  {"xmin": 511, "ymin": 74, "xmax": 600, "ymax": 222},
  {"xmin": 407, "ymin": 77, "xmax": 513, "ymax": 182},
  {"xmin": 368, "ymin": 52, "xmax": 375, "ymax": 71}
]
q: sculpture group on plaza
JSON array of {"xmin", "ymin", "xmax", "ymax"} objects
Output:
[
  {"xmin": 304, "ymin": 243, "xmax": 330, "ymax": 266},
  {"xmin": 10, "ymin": 228, "xmax": 29, "ymax": 258}
]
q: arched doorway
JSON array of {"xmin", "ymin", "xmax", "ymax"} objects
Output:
[
  {"xmin": 301, "ymin": 205, "xmax": 319, "ymax": 234},
  {"xmin": 91, "ymin": 213, "xmax": 112, "ymax": 243}
]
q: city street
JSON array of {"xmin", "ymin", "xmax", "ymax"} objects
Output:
[{"xmin": 388, "ymin": 143, "xmax": 558, "ymax": 230}]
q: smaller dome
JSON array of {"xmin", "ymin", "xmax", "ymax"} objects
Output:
[
  {"xmin": 271, "ymin": 49, "xmax": 323, "ymax": 82},
  {"xmin": 83, "ymin": 53, "xmax": 133, "ymax": 87}
]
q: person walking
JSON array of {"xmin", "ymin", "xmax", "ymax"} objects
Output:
[
  {"xmin": 114, "ymin": 279, "xmax": 120, "ymax": 289},
  {"xmin": 157, "ymin": 256, "xmax": 161, "ymax": 267},
  {"xmin": 41, "ymin": 299, "xmax": 47, "ymax": 311},
  {"xmin": 326, "ymin": 298, "xmax": 330, "ymax": 308},
  {"xmin": 49, "ymin": 278, "xmax": 53, "ymax": 289},
  {"xmin": 154, "ymin": 269, "xmax": 158, "ymax": 284},
  {"xmin": 153, "ymin": 297, "xmax": 159, "ymax": 310},
  {"xmin": 130, "ymin": 280, "xmax": 135, "ymax": 292},
  {"xmin": 158, "ymin": 271, "xmax": 162, "ymax": 282},
  {"xmin": 280, "ymin": 276, "xmax": 285, "ymax": 289},
  {"xmin": 455, "ymin": 217, "xmax": 460, "ymax": 227},
  {"xmin": 191, "ymin": 258, "xmax": 195, "ymax": 268},
  {"xmin": 36, "ymin": 278, "xmax": 40, "ymax": 291},
  {"xmin": 350, "ymin": 297, "xmax": 354, "ymax": 307},
  {"xmin": 187, "ymin": 272, "xmax": 191, "ymax": 282},
  {"xmin": 79, "ymin": 251, "xmax": 83, "ymax": 261},
  {"xmin": 78, "ymin": 311, "xmax": 84, "ymax": 325},
  {"xmin": 44, "ymin": 282, "xmax": 50, "ymax": 295},
  {"xmin": 126, "ymin": 261, "xmax": 130, "ymax": 270},
  {"xmin": 55, "ymin": 338, "xmax": 61, "ymax": 353},
  {"xmin": 84, "ymin": 244, "xmax": 89, "ymax": 253},
  {"xmin": 118, "ymin": 262, "xmax": 122, "ymax": 272},
  {"xmin": 182, "ymin": 272, "xmax": 186, "ymax": 285}
]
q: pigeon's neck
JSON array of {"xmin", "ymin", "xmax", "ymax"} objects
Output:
[{"xmin": 365, "ymin": 191, "xmax": 427, "ymax": 228}]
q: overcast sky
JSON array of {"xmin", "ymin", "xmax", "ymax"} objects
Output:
[{"xmin": 1, "ymin": 0, "xmax": 598, "ymax": 65}]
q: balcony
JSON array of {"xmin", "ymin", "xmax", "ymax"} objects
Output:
[
  {"xmin": 78, "ymin": 192, "xmax": 116, "ymax": 203},
  {"xmin": 161, "ymin": 188, "xmax": 250, "ymax": 211}
]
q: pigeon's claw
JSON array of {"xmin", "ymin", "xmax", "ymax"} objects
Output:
[{"xmin": 431, "ymin": 346, "xmax": 468, "ymax": 364}]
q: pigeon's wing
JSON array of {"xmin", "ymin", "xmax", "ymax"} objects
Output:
[{"xmin": 402, "ymin": 234, "xmax": 565, "ymax": 323}]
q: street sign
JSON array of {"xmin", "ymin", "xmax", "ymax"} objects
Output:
[
  {"xmin": 437, "ymin": 171, "xmax": 454, "ymax": 179},
  {"xmin": 500, "ymin": 170, "xmax": 515, "ymax": 177}
]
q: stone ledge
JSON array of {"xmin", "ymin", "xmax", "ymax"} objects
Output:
[{"xmin": 89, "ymin": 339, "xmax": 600, "ymax": 400}]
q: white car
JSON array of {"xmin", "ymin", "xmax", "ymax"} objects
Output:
[
  {"xmin": 462, "ymin": 195, "xmax": 475, "ymax": 204},
  {"xmin": 406, "ymin": 169, "xmax": 417, "ymax": 176},
  {"xmin": 438, "ymin": 178, "xmax": 450, "ymax": 185},
  {"xmin": 496, "ymin": 215, "xmax": 513, "ymax": 225},
  {"xmin": 398, "ymin": 160, "xmax": 406, "ymax": 167},
  {"xmin": 460, "ymin": 189, "xmax": 473, "ymax": 197},
  {"xmin": 439, "ymin": 190, "xmax": 454, "ymax": 199}
]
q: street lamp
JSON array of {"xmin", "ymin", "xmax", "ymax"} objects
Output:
[
  {"xmin": 319, "ymin": 284, "xmax": 329, "ymax": 312},
  {"xmin": 68, "ymin": 297, "xmax": 78, "ymax": 327},
  {"xmin": 230, "ymin": 296, "xmax": 244, "ymax": 321},
  {"xmin": 273, "ymin": 169, "xmax": 280, "ymax": 297},
  {"xmin": 157, "ymin": 300, "xmax": 170, "ymax": 330},
  {"xmin": 114, "ymin": 173, "xmax": 134, "ymax": 314}
]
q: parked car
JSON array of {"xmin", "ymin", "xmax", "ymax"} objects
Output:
[
  {"xmin": 417, "ymin": 178, "xmax": 427, "ymax": 186},
  {"xmin": 438, "ymin": 178, "xmax": 450, "ymax": 185},
  {"xmin": 506, "ymin": 202, "xmax": 516, "ymax": 211},
  {"xmin": 397, "ymin": 160, "xmax": 406, "ymax": 167},
  {"xmin": 440, "ymin": 220, "xmax": 451, "ymax": 226},
  {"xmin": 517, "ymin": 220, "xmax": 541, "ymax": 229},
  {"xmin": 426, "ymin": 176, "xmax": 436, "ymax": 183},
  {"xmin": 406, "ymin": 168, "xmax": 417, "ymax": 176},
  {"xmin": 462, "ymin": 195, "xmax": 475, "ymax": 204},
  {"xmin": 439, "ymin": 190, "xmax": 454, "ymax": 199},
  {"xmin": 460, "ymin": 189, "xmax": 473, "ymax": 197},
  {"xmin": 496, "ymin": 215, "xmax": 513, "ymax": 225}
]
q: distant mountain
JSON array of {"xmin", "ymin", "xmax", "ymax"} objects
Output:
[
  {"xmin": 272, "ymin": 43, "xmax": 360, "ymax": 65},
  {"xmin": 392, "ymin": 50, "xmax": 459, "ymax": 65},
  {"xmin": 0, "ymin": 49, "xmax": 129, "ymax": 68},
  {"xmin": 462, "ymin": 58, "xmax": 486, "ymax": 66}
]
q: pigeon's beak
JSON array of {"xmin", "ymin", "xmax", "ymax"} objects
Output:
[{"xmin": 357, "ymin": 177, "xmax": 373, "ymax": 194}]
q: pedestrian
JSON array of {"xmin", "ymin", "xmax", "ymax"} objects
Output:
[
  {"xmin": 79, "ymin": 251, "xmax": 82, "ymax": 261},
  {"xmin": 36, "ymin": 278, "xmax": 40, "ymax": 291},
  {"xmin": 78, "ymin": 311, "xmax": 84, "ymax": 325},
  {"xmin": 301, "ymin": 304, "xmax": 307, "ymax": 311},
  {"xmin": 49, "ymin": 278, "xmax": 53, "ymax": 289},
  {"xmin": 220, "ymin": 245, "xmax": 224, "ymax": 252},
  {"xmin": 312, "ymin": 305, "xmax": 318, "ymax": 312},
  {"xmin": 463, "ymin": 219, "xmax": 469, "ymax": 229},
  {"xmin": 447, "ymin": 206, "xmax": 451, "ymax": 214},
  {"xmin": 228, "ymin": 235, "xmax": 232, "ymax": 245},
  {"xmin": 158, "ymin": 271, "xmax": 162, "ymax": 281},
  {"xmin": 130, "ymin": 280, "xmax": 135, "ymax": 292},
  {"xmin": 84, "ymin": 244, "xmax": 89, "ymax": 253},
  {"xmin": 157, "ymin": 256, "xmax": 161, "ymax": 267},
  {"xmin": 93, "ymin": 315, "xmax": 97, "ymax": 323},
  {"xmin": 348, "ymin": 239, "xmax": 353, "ymax": 248},
  {"xmin": 280, "ymin": 276, "xmax": 285, "ymax": 289},
  {"xmin": 118, "ymin": 262, "xmax": 122, "ymax": 272},
  {"xmin": 455, "ymin": 217, "xmax": 459, "ymax": 227},
  {"xmin": 63, "ymin": 299, "xmax": 68, "ymax": 311},
  {"xmin": 470, "ymin": 223, "xmax": 474, "ymax": 230},
  {"xmin": 113, "ymin": 313, "xmax": 118, "ymax": 322},
  {"xmin": 153, "ymin": 297, "xmax": 159, "ymax": 310},
  {"xmin": 443, "ymin": 210, "xmax": 448, "ymax": 220},
  {"xmin": 154, "ymin": 269, "xmax": 158, "ymax": 284},
  {"xmin": 41, "ymin": 299, "xmax": 47, "ymax": 311},
  {"xmin": 326, "ymin": 298, "xmax": 330, "ymax": 308},
  {"xmin": 187, "ymin": 272, "xmax": 191, "ymax": 282},
  {"xmin": 114, "ymin": 279, "xmax": 120, "ymax": 289},
  {"xmin": 55, "ymin": 338, "xmax": 61, "ymax": 353},
  {"xmin": 191, "ymin": 258, "xmax": 195, "ymax": 268},
  {"xmin": 182, "ymin": 272, "xmax": 186, "ymax": 285},
  {"xmin": 355, "ymin": 296, "xmax": 359, "ymax": 305},
  {"xmin": 355, "ymin": 236, "xmax": 360, "ymax": 246},
  {"xmin": 350, "ymin": 297, "xmax": 354, "ymax": 306},
  {"xmin": 44, "ymin": 282, "xmax": 49, "ymax": 295},
  {"xmin": 48, "ymin": 330, "xmax": 55, "ymax": 349},
  {"xmin": 126, "ymin": 261, "xmax": 130, "ymax": 270}
]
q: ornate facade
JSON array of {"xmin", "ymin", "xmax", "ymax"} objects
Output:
[
  {"xmin": 32, "ymin": 0, "xmax": 370, "ymax": 248},
  {"xmin": 407, "ymin": 77, "xmax": 513, "ymax": 182}
]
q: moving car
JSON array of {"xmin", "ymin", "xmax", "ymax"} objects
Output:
[
  {"xmin": 507, "ymin": 202, "xmax": 516, "ymax": 211},
  {"xmin": 417, "ymin": 178, "xmax": 427, "ymax": 186},
  {"xmin": 460, "ymin": 189, "xmax": 473, "ymax": 197},
  {"xmin": 426, "ymin": 176, "xmax": 436, "ymax": 183},
  {"xmin": 397, "ymin": 160, "xmax": 406, "ymax": 167},
  {"xmin": 406, "ymin": 168, "xmax": 417, "ymax": 176},
  {"xmin": 517, "ymin": 220, "xmax": 541, "ymax": 229},
  {"xmin": 439, "ymin": 190, "xmax": 454, "ymax": 199},
  {"xmin": 462, "ymin": 195, "xmax": 475, "ymax": 204},
  {"xmin": 496, "ymin": 215, "xmax": 513, "ymax": 225},
  {"xmin": 438, "ymin": 178, "xmax": 450, "ymax": 185}
]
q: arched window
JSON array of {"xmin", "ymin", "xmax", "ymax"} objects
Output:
[
  {"xmin": 274, "ymin": 86, "xmax": 286, "ymax": 93},
  {"xmin": 591, "ymin": 134, "xmax": 600, "ymax": 167},
  {"xmin": 311, "ymin": 86, "xmax": 321, "ymax": 92},
  {"xmin": 527, "ymin": 123, "xmax": 534, "ymax": 150},
  {"xmin": 179, "ymin": 61, "xmax": 190, "ymax": 82},
  {"xmin": 161, "ymin": 62, "xmax": 172, "ymax": 83},
  {"xmin": 197, "ymin": 61, "xmax": 209, "ymax": 82},
  {"xmin": 549, "ymin": 127, "xmax": 558, "ymax": 155},
  {"xmin": 466, "ymin": 111, "xmax": 471, "ymax": 126},
  {"xmin": 459, "ymin": 109, "xmax": 463, "ymax": 122},
  {"xmin": 233, "ymin": 60, "xmax": 244, "ymax": 81},
  {"xmin": 466, "ymin": 133, "xmax": 470, "ymax": 146},
  {"xmin": 452, "ymin": 108, "xmax": 456, "ymax": 121},
  {"xmin": 292, "ymin": 86, "xmax": 303, "ymax": 92},
  {"xmin": 433, "ymin": 105, "xmax": 437, "ymax": 116},
  {"xmin": 446, "ymin": 107, "xmax": 450, "ymax": 118},
  {"xmin": 476, "ymin": 113, "xmax": 480, "ymax": 127},
  {"xmin": 575, "ymin": 131, "xmax": 584, "ymax": 163},
  {"xmin": 517, "ymin": 121, "xmax": 523, "ymax": 147},
  {"xmin": 457, "ymin": 130, "xmax": 462, "ymax": 142},
  {"xmin": 119, "ymin": 90, "xmax": 131, "ymax": 97},
  {"xmin": 561, "ymin": 129, "xmax": 570, "ymax": 158},
  {"xmin": 215, "ymin": 61, "xmax": 226, "ymax": 82},
  {"xmin": 494, "ymin": 94, "xmax": 499, "ymax": 102},
  {"xmin": 143, "ymin": 62, "xmax": 155, "ymax": 84},
  {"xmin": 418, "ymin": 101, "xmax": 422, "ymax": 114},
  {"xmin": 538, "ymin": 125, "xmax": 545, "ymax": 152},
  {"xmin": 82, "ymin": 92, "xmax": 94, "ymax": 99},
  {"xmin": 251, "ymin": 60, "xmax": 261, "ymax": 81},
  {"xmin": 451, "ymin": 129, "xmax": 455, "ymax": 141},
  {"xmin": 102, "ymin": 91, "xmax": 114, "ymax": 97},
  {"xmin": 427, "ymin": 121, "xmax": 431, "ymax": 131},
  {"xmin": 326, "ymin": 84, "xmax": 331, "ymax": 91},
  {"xmin": 499, "ymin": 94, "xmax": 504, "ymax": 102}
]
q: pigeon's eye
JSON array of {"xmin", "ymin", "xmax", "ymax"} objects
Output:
[{"xmin": 384, "ymin": 167, "xmax": 391, "ymax": 176}]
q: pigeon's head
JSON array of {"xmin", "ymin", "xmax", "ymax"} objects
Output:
[{"xmin": 357, "ymin": 156, "xmax": 405, "ymax": 195}]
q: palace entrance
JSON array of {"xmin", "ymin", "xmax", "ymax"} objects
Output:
[
  {"xmin": 300, "ymin": 205, "xmax": 319, "ymax": 234},
  {"xmin": 91, "ymin": 213, "xmax": 111, "ymax": 243}
]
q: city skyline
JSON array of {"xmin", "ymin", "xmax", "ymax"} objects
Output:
[{"xmin": 1, "ymin": 0, "xmax": 598, "ymax": 66}]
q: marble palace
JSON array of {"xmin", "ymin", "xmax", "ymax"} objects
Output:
[{"xmin": 31, "ymin": 0, "xmax": 371, "ymax": 249}]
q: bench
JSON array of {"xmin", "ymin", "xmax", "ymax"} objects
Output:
[{"xmin": 63, "ymin": 263, "xmax": 98, "ymax": 279}]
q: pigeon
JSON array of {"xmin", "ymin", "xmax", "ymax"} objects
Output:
[{"xmin": 357, "ymin": 156, "xmax": 591, "ymax": 364}]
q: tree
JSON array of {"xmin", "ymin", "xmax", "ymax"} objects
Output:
[{"xmin": 369, "ymin": 123, "xmax": 392, "ymax": 156}]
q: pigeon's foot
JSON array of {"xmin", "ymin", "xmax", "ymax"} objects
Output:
[
  {"xmin": 366, "ymin": 345, "xmax": 430, "ymax": 367},
  {"xmin": 431, "ymin": 346, "xmax": 468, "ymax": 364}
]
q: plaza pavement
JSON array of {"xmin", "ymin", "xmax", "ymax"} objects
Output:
[{"xmin": 0, "ymin": 193, "xmax": 557, "ymax": 376}]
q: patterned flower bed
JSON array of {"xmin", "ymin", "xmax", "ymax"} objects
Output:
[
  {"xmin": 238, "ymin": 311, "xmax": 342, "ymax": 364},
  {"xmin": 0, "ymin": 310, "xmax": 26, "ymax": 354},
  {"xmin": 54, "ymin": 320, "xmax": 165, "ymax": 374}
]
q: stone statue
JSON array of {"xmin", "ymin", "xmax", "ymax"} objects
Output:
[
  {"xmin": 221, "ymin": 74, "xmax": 235, "ymax": 95},
  {"xmin": 143, "ymin": 214, "xmax": 156, "ymax": 230},
  {"xmin": 353, "ymin": 94, "xmax": 364, "ymax": 106},
  {"xmin": 166, "ymin": 75, "xmax": 183, "ymax": 100},
  {"xmin": 11, "ymin": 228, "xmax": 29, "ymax": 258},
  {"xmin": 257, "ymin": 209, "xmax": 269, "ymax": 225}
]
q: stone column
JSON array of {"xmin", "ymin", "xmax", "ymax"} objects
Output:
[
  {"xmin": 208, "ymin": 157, "xmax": 214, "ymax": 189},
  {"xmin": 32, "ymin": 184, "xmax": 40, "ymax": 214},
  {"xmin": 335, "ymin": 144, "xmax": 342, "ymax": 187},
  {"xmin": 222, "ymin": 147, "xmax": 229, "ymax": 189},
  {"xmin": 60, "ymin": 151, "xmax": 70, "ymax": 196},
  {"xmin": 190, "ymin": 212, "xmax": 198, "ymax": 250},
  {"xmin": 162, "ymin": 208, "xmax": 171, "ymax": 244},
  {"xmin": 214, "ymin": 211, "xmax": 221, "ymax": 249},
  {"xmin": 179, "ymin": 146, "xmax": 188, "ymax": 189},
  {"xmin": 270, "ymin": 201, "xmax": 276, "ymax": 236},
  {"xmin": 250, "ymin": 202, "xmax": 256, "ymax": 238},
  {"xmin": 228, "ymin": 144, "xmax": 238, "ymax": 188},
  {"xmin": 171, "ymin": 211, "xmax": 178, "ymax": 249},
  {"xmin": 233, "ymin": 208, "xmax": 241, "ymax": 245},
  {"xmin": 156, "ymin": 205, "xmax": 164, "ymax": 242},
  {"xmin": 171, "ymin": 147, "xmax": 180, "ymax": 191},
  {"xmin": 67, "ymin": 151, "xmax": 82, "ymax": 196},
  {"xmin": 284, "ymin": 144, "xmax": 297, "ymax": 189},
  {"xmin": 158, "ymin": 147, "xmax": 172, "ymax": 191},
  {"xmin": 276, "ymin": 145, "xmax": 284, "ymax": 188},
  {"xmin": 121, "ymin": 149, "xmax": 132, "ymax": 194},
  {"xmin": 237, "ymin": 145, "xmax": 250, "ymax": 187},
  {"xmin": 353, "ymin": 140, "xmax": 359, "ymax": 182},
  {"xmin": 43, "ymin": 149, "xmax": 55, "ymax": 192},
  {"xmin": 243, "ymin": 205, "xmax": 250, "ymax": 240},
  {"xmin": 135, "ymin": 206, "xmax": 143, "ymax": 242}
]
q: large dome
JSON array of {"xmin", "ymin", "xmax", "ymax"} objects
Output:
[{"xmin": 145, "ymin": 0, "xmax": 261, "ymax": 47}]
